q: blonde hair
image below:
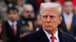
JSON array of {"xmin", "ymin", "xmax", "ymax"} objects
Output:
[{"xmin": 40, "ymin": 2, "xmax": 62, "ymax": 14}]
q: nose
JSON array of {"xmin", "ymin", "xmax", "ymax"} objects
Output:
[{"xmin": 47, "ymin": 16, "xmax": 50, "ymax": 22}]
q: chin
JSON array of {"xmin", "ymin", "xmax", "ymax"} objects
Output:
[{"xmin": 45, "ymin": 27, "xmax": 53, "ymax": 31}]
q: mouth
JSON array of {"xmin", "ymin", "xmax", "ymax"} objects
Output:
[
  {"xmin": 45, "ymin": 23, "xmax": 52, "ymax": 25},
  {"xmin": 46, "ymin": 25, "xmax": 52, "ymax": 28}
]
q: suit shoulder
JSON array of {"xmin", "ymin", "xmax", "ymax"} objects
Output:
[
  {"xmin": 62, "ymin": 32, "xmax": 76, "ymax": 42},
  {"xmin": 62, "ymin": 32, "xmax": 73, "ymax": 38},
  {"xmin": 20, "ymin": 31, "xmax": 39, "ymax": 42},
  {"xmin": 2, "ymin": 20, "xmax": 8, "ymax": 25}
]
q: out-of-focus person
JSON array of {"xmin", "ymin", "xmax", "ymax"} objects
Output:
[
  {"xmin": 17, "ymin": 0, "xmax": 24, "ymax": 6},
  {"xmin": 20, "ymin": 3, "xmax": 76, "ymax": 42},
  {"xmin": 0, "ymin": 19, "xmax": 7, "ymax": 42},
  {"xmin": 4, "ymin": 0, "xmax": 16, "ymax": 7},
  {"xmin": 3, "ymin": 7, "xmax": 20, "ymax": 42},
  {"xmin": 19, "ymin": 4, "xmax": 36, "ymax": 38},
  {"xmin": 33, "ymin": 14, "xmax": 41, "ymax": 31},
  {"xmin": 59, "ymin": 0, "xmax": 76, "ymax": 38},
  {"xmin": 0, "ymin": 0, "xmax": 7, "ymax": 20},
  {"xmin": 16, "ymin": 0, "xmax": 24, "ymax": 15},
  {"xmin": 0, "ymin": 21, "xmax": 2, "ymax": 35}
]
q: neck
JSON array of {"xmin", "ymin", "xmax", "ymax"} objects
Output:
[
  {"xmin": 66, "ymin": 12, "xmax": 70, "ymax": 15},
  {"xmin": 65, "ymin": 11, "xmax": 72, "ymax": 15},
  {"xmin": 43, "ymin": 28, "xmax": 58, "ymax": 34},
  {"xmin": 49, "ymin": 29, "xmax": 58, "ymax": 34},
  {"xmin": 8, "ymin": 20, "xmax": 17, "ymax": 22}
]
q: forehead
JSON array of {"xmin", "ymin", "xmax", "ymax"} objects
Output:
[
  {"xmin": 64, "ymin": 1, "xmax": 72, "ymax": 6},
  {"xmin": 9, "ymin": 10, "xmax": 18, "ymax": 13},
  {"xmin": 7, "ymin": 10, "xmax": 18, "ymax": 15},
  {"xmin": 24, "ymin": 5, "xmax": 33, "ymax": 11},
  {"xmin": 40, "ymin": 8, "xmax": 60, "ymax": 16}
]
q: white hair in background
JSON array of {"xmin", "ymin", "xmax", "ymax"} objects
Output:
[
  {"xmin": 40, "ymin": 2, "xmax": 62, "ymax": 14},
  {"xmin": 64, "ymin": 1, "xmax": 72, "ymax": 5},
  {"xmin": 23, "ymin": 4, "xmax": 33, "ymax": 9}
]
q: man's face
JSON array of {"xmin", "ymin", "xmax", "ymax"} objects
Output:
[
  {"xmin": 17, "ymin": 0, "xmax": 23, "ymax": 6},
  {"xmin": 44, "ymin": 0, "xmax": 51, "ymax": 2},
  {"xmin": 7, "ymin": 10, "xmax": 19, "ymax": 21},
  {"xmin": 23, "ymin": 7, "xmax": 35, "ymax": 19},
  {"xmin": 63, "ymin": 1, "xmax": 73, "ymax": 13},
  {"xmin": 40, "ymin": 8, "xmax": 62, "ymax": 32},
  {"xmin": 0, "ymin": 22, "xmax": 2, "ymax": 33}
]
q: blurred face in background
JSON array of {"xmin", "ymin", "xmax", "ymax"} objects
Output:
[
  {"xmin": 44, "ymin": 0, "xmax": 51, "ymax": 2},
  {"xmin": 0, "ymin": 21, "xmax": 2, "ymax": 34},
  {"xmin": 39, "ymin": 8, "xmax": 62, "ymax": 33},
  {"xmin": 34, "ymin": 15, "xmax": 41, "ymax": 27},
  {"xmin": 63, "ymin": 1, "xmax": 73, "ymax": 14},
  {"xmin": 17, "ymin": 0, "xmax": 23, "ymax": 6},
  {"xmin": 7, "ymin": 10, "xmax": 19, "ymax": 21},
  {"xmin": 23, "ymin": 4, "xmax": 35, "ymax": 19}
]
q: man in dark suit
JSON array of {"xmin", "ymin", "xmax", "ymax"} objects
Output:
[
  {"xmin": 3, "ymin": 7, "xmax": 20, "ymax": 42},
  {"xmin": 19, "ymin": 4, "xmax": 36, "ymax": 37},
  {"xmin": 20, "ymin": 3, "xmax": 76, "ymax": 42},
  {"xmin": 59, "ymin": 0, "xmax": 76, "ymax": 38}
]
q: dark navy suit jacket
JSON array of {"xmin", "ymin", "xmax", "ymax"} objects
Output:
[
  {"xmin": 3, "ymin": 20, "xmax": 20, "ymax": 42},
  {"xmin": 20, "ymin": 28, "xmax": 76, "ymax": 42},
  {"xmin": 59, "ymin": 14, "xmax": 76, "ymax": 37}
]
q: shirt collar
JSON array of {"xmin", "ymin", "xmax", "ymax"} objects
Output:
[
  {"xmin": 63, "ymin": 12, "xmax": 73, "ymax": 17},
  {"xmin": 8, "ymin": 20, "xmax": 17, "ymax": 26},
  {"xmin": 43, "ymin": 29, "xmax": 58, "ymax": 40}
]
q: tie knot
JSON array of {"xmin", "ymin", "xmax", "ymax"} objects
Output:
[
  {"xmin": 52, "ymin": 33, "xmax": 54, "ymax": 35},
  {"xmin": 50, "ymin": 36, "xmax": 56, "ymax": 39},
  {"xmin": 11, "ymin": 23, "xmax": 14, "ymax": 26},
  {"xmin": 50, "ymin": 34, "xmax": 56, "ymax": 40}
]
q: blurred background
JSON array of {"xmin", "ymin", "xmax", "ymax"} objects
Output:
[{"xmin": 0, "ymin": 0, "xmax": 76, "ymax": 42}]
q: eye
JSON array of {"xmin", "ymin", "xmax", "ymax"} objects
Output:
[
  {"xmin": 25, "ymin": 11, "xmax": 29, "ymax": 13},
  {"xmin": 42, "ymin": 16, "xmax": 48, "ymax": 18},
  {"xmin": 50, "ymin": 16, "xmax": 56, "ymax": 18}
]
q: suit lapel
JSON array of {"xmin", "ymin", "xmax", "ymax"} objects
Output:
[
  {"xmin": 16, "ymin": 20, "xmax": 20, "ymax": 38},
  {"xmin": 61, "ymin": 15, "xmax": 67, "ymax": 31},
  {"xmin": 7, "ymin": 20, "xmax": 19, "ymax": 37},
  {"xmin": 70, "ymin": 15, "xmax": 75, "ymax": 31},
  {"xmin": 38, "ymin": 28, "xmax": 64, "ymax": 42},
  {"xmin": 58, "ymin": 29, "xmax": 63, "ymax": 42},
  {"xmin": 6, "ymin": 21, "xmax": 12, "ymax": 34},
  {"xmin": 37, "ymin": 28, "xmax": 49, "ymax": 42},
  {"xmin": 62, "ymin": 15, "xmax": 74, "ymax": 32}
]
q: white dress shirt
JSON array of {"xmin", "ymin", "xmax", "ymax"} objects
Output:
[
  {"xmin": 63, "ymin": 12, "xmax": 73, "ymax": 24},
  {"xmin": 8, "ymin": 20, "xmax": 17, "ymax": 31},
  {"xmin": 43, "ymin": 29, "xmax": 59, "ymax": 42}
]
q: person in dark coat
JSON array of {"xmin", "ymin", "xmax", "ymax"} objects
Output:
[
  {"xmin": 20, "ymin": 3, "xmax": 76, "ymax": 42},
  {"xmin": 3, "ymin": 7, "xmax": 20, "ymax": 42}
]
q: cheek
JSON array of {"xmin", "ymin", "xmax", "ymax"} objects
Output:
[
  {"xmin": 40, "ymin": 18, "xmax": 46, "ymax": 26},
  {"xmin": 52, "ymin": 19, "xmax": 60, "ymax": 25},
  {"xmin": 13, "ymin": 15, "xmax": 18, "ymax": 18},
  {"xmin": 51, "ymin": 20, "xmax": 57, "ymax": 26},
  {"xmin": 55, "ymin": 18, "xmax": 61, "ymax": 25},
  {"xmin": 15, "ymin": 15, "xmax": 18, "ymax": 17},
  {"xmin": 8, "ymin": 15, "xmax": 12, "ymax": 18},
  {"xmin": 41, "ymin": 19, "xmax": 45, "ymax": 25},
  {"xmin": 64, "ymin": 7, "xmax": 69, "ymax": 10}
]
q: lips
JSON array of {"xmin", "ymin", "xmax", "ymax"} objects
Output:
[{"xmin": 45, "ymin": 23, "xmax": 52, "ymax": 25}]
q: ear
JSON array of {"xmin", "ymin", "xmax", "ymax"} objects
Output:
[
  {"xmin": 59, "ymin": 16, "xmax": 62, "ymax": 24},
  {"xmin": 37, "ymin": 15, "xmax": 42, "ymax": 25}
]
